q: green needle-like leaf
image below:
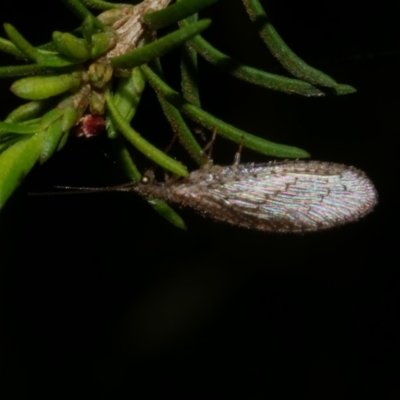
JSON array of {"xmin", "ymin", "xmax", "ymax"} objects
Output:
[
  {"xmin": 242, "ymin": 0, "xmax": 353, "ymax": 90},
  {"xmin": 180, "ymin": 20, "xmax": 355, "ymax": 96},
  {"xmin": 180, "ymin": 14, "xmax": 201, "ymax": 107},
  {"xmin": 0, "ymin": 132, "xmax": 46, "ymax": 209},
  {"xmin": 0, "ymin": 137, "xmax": 21, "ymax": 155},
  {"xmin": 10, "ymin": 73, "xmax": 82, "ymax": 101},
  {"xmin": 156, "ymin": 93, "xmax": 206, "ymax": 166},
  {"xmin": 0, "ymin": 36, "xmax": 25, "ymax": 58},
  {"xmin": 0, "ymin": 64, "xmax": 59, "ymax": 78},
  {"xmin": 80, "ymin": 0, "xmax": 123, "ymax": 11},
  {"xmin": 147, "ymin": 198, "xmax": 187, "ymax": 230},
  {"xmin": 143, "ymin": 0, "xmax": 219, "ymax": 30},
  {"xmin": 61, "ymin": 0, "xmax": 108, "ymax": 31},
  {"xmin": 107, "ymin": 79, "xmax": 187, "ymax": 230},
  {"xmin": 0, "ymin": 121, "xmax": 40, "ymax": 135},
  {"xmin": 141, "ymin": 65, "xmax": 310, "ymax": 159},
  {"xmin": 53, "ymin": 31, "xmax": 91, "ymax": 61},
  {"xmin": 111, "ymin": 136, "xmax": 141, "ymax": 182},
  {"xmin": 111, "ymin": 19, "xmax": 211, "ymax": 69},
  {"xmin": 4, "ymin": 23, "xmax": 82, "ymax": 67},
  {"xmin": 40, "ymin": 118, "xmax": 64, "ymax": 163},
  {"xmin": 3, "ymin": 23, "xmax": 42, "ymax": 61},
  {"xmin": 151, "ymin": 60, "xmax": 205, "ymax": 166},
  {"xmin": 105, "ymin": 90, "xmax": 189, "ymax": 177},
  {"xmin": 37, "ymin": 106, "xmax": 75, "ymax": 162},
  {"xmin": 5, "ymin": 101, "xmax": 50, "ymax": 124},
  {"xmin": 111, "ymin": 136, "xmax": 187, "ymax": 230},
  {"xmin": 106, "ymin": 67, "xmax": 145, "ymax": 139}
]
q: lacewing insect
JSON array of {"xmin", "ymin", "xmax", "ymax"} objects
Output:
[{"xmin": 63, "ymin": 160, "xmax": 377, "ymax": 233}]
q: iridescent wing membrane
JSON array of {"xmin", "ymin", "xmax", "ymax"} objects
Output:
[{"xmin": 166, "ymin": 161, "xmax": 377, "ymax": 232}]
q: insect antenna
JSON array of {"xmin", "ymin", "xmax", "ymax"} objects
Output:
[{"xmin": 28, "ymin": 182, "xmax": 137, "ymax": 196}]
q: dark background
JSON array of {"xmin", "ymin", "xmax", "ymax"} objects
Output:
[{"xmin": 1, "ymin": 0, "xmax": 399, "ymax": 398}]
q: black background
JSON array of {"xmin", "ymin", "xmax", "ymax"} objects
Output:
[{"xmin": 1, "ymin": 0, "xmax": 399, "ymax": 398}]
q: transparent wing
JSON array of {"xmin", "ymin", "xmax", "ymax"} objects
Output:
[{"xmin": 190, "ymin": 162, "xmax": 377, "ymax": 232}]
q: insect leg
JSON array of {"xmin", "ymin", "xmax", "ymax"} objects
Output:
[{"xmin": 233, "ymin": 134, "xmax": 245, "ymax": 166}]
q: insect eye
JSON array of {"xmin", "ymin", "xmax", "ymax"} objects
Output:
[
  {"xmin": 141, "ymin": 169, "xmax": 155, "ymax": 185},
  {"xmin": 140, "ymin": 176, "xmax": 150, "ymax": 185}
]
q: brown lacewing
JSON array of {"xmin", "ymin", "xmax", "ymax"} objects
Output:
[{"xmin": 65, "ymin": 160, "xmax": 377, "ymax": 233}]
